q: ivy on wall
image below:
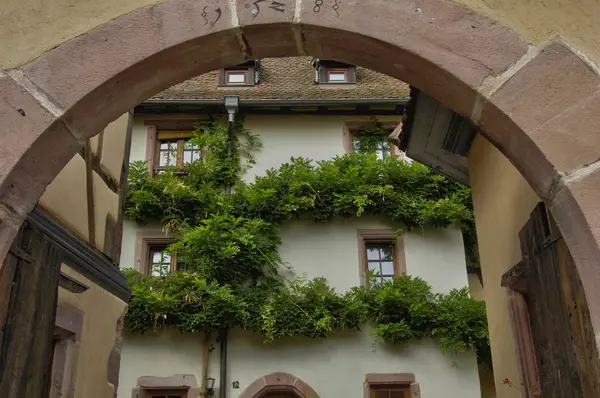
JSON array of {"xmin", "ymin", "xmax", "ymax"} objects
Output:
[{"xmin": 124, "ymin": 117, "xmax": 489, "ymax": 365}]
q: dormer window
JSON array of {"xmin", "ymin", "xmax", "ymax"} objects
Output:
[
  {"xmin": 219, "ymin": 60, "xmax": 259, "ymax": 87},
  {"xmin": 311, "ymin": 58, "xmax": 356, "ymax": 85},
  {"xmin": 326, "ymin": 68, "xmax": 348, "ymax": 83},
  {"xmin": 225, "ymin": 70, "xmax": 249, "ymax": 85}
]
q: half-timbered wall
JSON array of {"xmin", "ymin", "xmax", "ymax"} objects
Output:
[{"xmin": 39, "ymin": 112, "xmax": 132, "ymax": 263}]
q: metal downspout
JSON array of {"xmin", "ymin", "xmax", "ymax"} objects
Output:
[{"xmin": 220, "ymin": 96, "xmax": 238, "ymax": 398}]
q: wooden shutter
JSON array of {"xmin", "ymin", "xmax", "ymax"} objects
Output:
[
  {"xmin": 245, "ymin": 67, "xmax": 255, "ymax": 85},
  {"xmin": 347, "ymin": 66, "xmax": 357, "ymax": 83},
  {"xmin": 516, "ymin": 203, "xmax": 600, "ymax": 397},
  {"xmin": 0, "ymin": 221, "xmax": 63, "ymax": 396},
  {"xmin": 145, "ymin": 126, "xmax": 157, "ymax": 175}
]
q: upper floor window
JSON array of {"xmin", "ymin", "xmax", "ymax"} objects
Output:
[
  {"xmin": 155, "ymin": 131, "xmax": 201, "ymax": 173},
  {"xmin": 311, "ymin": 58, "xmax": 356, "ymax": 85},
  {"xmin": 352, "ymin": 133, "xmax": 393, "ymax": 159},
  {"xmin": 148, "ymin": 245, "xmax": 186, "ymax": 277},
  {"xmin": 326, "ymin": 68, "xmax": 349, "ymax": 83},
  {"xmin": 357, "ymin": 230, "xmax": 405, "ymax": 285},
  {"xmin": 366, "ymin": 243, "xmax": 397, "ymax": 283},
  {"xmin": 346, "ymin": 122, "xmax": 402, "ymax": 160},
  {"xmin": 219, "ymin": 60, "xmax": 259, "ymax": 86}
]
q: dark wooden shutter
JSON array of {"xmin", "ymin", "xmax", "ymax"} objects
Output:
[
  {"xmin": 318, "ymin": 66, "xmax": 327, "ymax": 83},
  {"xmin": 518, "ymin": 203, "xmax": 600, "ymax": 397},
  {"xmin": 347, "ymin": 66, "xmax": 357, "ymax": 83},
  {"xmin": 0, "ymin": 221, "xmax": 62, "ymax": 397},
  {"xmin": 218, "ymin": 68, "xmax": 226, "ymax": 85},
  {"xmin": 245, "ymin": 67, "xmax": 255, "ymax": 85}
]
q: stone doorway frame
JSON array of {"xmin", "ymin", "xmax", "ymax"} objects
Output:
[
  {"xmin": 2, "ymin": 0, "xmax": 600, "ymax": 383},
  {"xmin": 238, "ymin": 372, "xmax": 319, "ymax": 398}
]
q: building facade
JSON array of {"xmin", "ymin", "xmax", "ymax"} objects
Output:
[
  {"xmin": 0, "ymin": 115, "xmax": 132, "ymax": 397},
  {"xmin": 117, "ymin": 58, "xmax": 489, "ymax": 398}
]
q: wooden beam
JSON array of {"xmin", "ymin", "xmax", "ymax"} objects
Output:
[
  {"xmin": 96, "ymin": 129, "xmax": 105, "ymax": 161},
  {"xmin": 84, "ymin": 140, "xmax": 96, "ymax": 249},
  {"xmin": 501, "ymin": 260, "xmax": 528, "ymax": 293},
  {"xmin": 28, "ymin": 208, "xmax": 130, "ymax": 301},
  {"xmin": 112, "ymin": 111, "xmax": 134, "ymax": 263},
  {"xmin": 143, "ymin": 118, "xmax": 201, "ymax": 130},
  {"xmin": 78, "ymin": 148, "xmax": 119, "ymax": 194},
  {"xmin": 58, "ymin": 272, "xmax": 90, "ymax": 294}
]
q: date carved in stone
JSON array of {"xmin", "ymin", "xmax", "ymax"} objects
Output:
[
  {"xmin": 201, "ymin": 5, "xmax": 223, "ymax": 27},
  {"xmin": 245, "ymin": 0, "xmax": 286, "ymax": 19}
]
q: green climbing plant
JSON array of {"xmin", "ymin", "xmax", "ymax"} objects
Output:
[{"xmin": 123, "ymin": 117, "xmax": 489, "ymax": 365}]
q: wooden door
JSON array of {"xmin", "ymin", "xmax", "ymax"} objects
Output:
[
  {"xmin": 515, "ymin": 204, "xmax": 600, "ymax": 397},
  {"xmin": 0, "ymin": 221, "xmax": 62, "ymax": 397}
]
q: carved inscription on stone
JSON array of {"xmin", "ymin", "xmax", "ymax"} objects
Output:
[
  {"xmin": 245, "ymin": 0, "xmax": 287, "ymax": 19},
  {"xmin": 313, "ymin": 0, "xmax": 340, "ymax": 17},
  {"xmin": 201, "ymin": 5, "xmax": 223, "ymax": 27}
]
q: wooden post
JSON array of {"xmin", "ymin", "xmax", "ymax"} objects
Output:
[{"xmin": 0, "ymin": 221, "xmax": 62, "ymax": 397}]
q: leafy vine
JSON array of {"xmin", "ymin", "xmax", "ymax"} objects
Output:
[{"xmin": 123, "ymin": 117, "xmax": 489, "ymax": 365}]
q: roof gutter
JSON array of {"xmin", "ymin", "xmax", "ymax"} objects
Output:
[{"xmin": 142, "ymin": 97, "xmax": 410, "ymax": 107}]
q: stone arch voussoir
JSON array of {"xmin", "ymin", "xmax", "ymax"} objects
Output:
[
  {"xmin": 239, "ymin": 372, "xmax": 320, "ymax": 398},
  {"xmin": 2, "ymin": 0, "xmax": 600, "ymax": 361}
]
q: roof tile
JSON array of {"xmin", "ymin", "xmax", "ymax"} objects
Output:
[{"xmin": 152, "ymin": 57, "xmax": 409, "ymax": 101}]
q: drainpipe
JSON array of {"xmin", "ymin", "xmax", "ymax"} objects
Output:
[
  {"xmin": 224, "ymin": 96, "xmax": 239, "ymax": 196},
  {"xmin": 219, "ymin": 329, "xmax": 229, "ymax": 398},
  {"xmin": 219, "ymin": 96, "xmax": 238, "ymax": 398}
]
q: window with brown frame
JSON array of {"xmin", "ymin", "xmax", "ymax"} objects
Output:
[
  {"xmin": 365, "ymin": 242, "xmax": 397, "ymax": 283},
  {"xmin": 154, "ymin": 131, "xmax": 201, "ymax": 173},
  {"xmin": 369, "ymin": 385, "xmax": 411, "ymax": 398},
  {"xmin": 357, "ymin": 230, "xmax": 406, "ymax": 285},
  {"xmin": 225, "ymin": 69, "xmax": 250, "ymax": 85},
  {"xmin": 351, "ymin": 131, "xmax": 395, "ymax": 160},
  {"xmin": 312, "ymin": 59, "xmax": 356, "ymax": 84},
  {"xmin": 148, "ymin": 245, "xmax": 186, "ymax": 277},
  {"xmin": 145, "ymin": 389, "xmax": 188, "ymax": 398},
  {"xmin": 325, "ymin": 67, "xmax": 348, "ymax": 83},
  {"xmin": 218, "ymin": 65, "xmax": 257, "ymax": 86}
]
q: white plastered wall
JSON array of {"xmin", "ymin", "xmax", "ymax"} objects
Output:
[{"xmin": 118, "ymin": 113, "xmax": 481, "ymax": 398}]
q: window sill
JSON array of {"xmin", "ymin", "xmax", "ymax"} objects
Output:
[
  {"xmin": 317, "ymin": 83, "xmax": 357, "ymax": 89},
  {"xmin": 217, "ymin": 84, "xmax": 256, "ymax": 88},
  {"xmin": 154, "ymin": 169, "xmax": 188, "ymax": 176}
]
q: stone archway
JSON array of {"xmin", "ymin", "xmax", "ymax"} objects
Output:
[
  {"xmin": 2, "ymin": 0, "xmax": 600, "ymax": 377},
  {"xmin": 239, "ymin": 372, "xmax": 319, "ymax": 398}
]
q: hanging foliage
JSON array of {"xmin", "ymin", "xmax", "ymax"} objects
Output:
[{"xmin": 123, "ymin": 117, "xmax": 489, "ymax": 365}]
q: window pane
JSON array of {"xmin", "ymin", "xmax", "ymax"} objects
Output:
[
  {"xmin": 183, "ymin": 151, "xmax": 192, "ymax": 165},
  {"xmin": 380, "ymin": 246, "xmax": 393, "ymax": 261},
  {"xmin": 159, "ymin": 141, "xmax": 178, "ymax": 167},
  {"xmin": 151, "ymin": 263, "xmax": 167, "ymax": 277},
  {"xmin": 368, "ymin": 261, "xmax": 380, "ymax": 272},
  {"xmin": 381, "ymin": 261, "xmax": 395, "ymax": 275},
  {"xmin": 227, "ymin": 72, "xmax": 246, "ymax": 83},
  {"xmin": 152, "ymin": 251, "xmax": 164, "ymax": 263},
  {"xmin": 367, "ymin": 247, "xmax": 380, "ymax": 260},
  {"xmin": 381, "ymin": 276, "xmax": 394, "ymax": 283},
  {"xmin": 191, "ymin": 150, "xmax": 201, "ymax": 162},
  {"xmin": 374, "ymin": 391, "xmax": 389, "ymax": 398},
  {"xmin": 390, "ymin": 392, "xmax": 406, "ymax": 398},
  {"xmin": 328, "ymin": 71, "xmax": 346, "ymax": 82}
]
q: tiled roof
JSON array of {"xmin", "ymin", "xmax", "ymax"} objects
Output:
[{"xmin": 151, "ymin": 57, "xmax": 410, "ymax": 101}]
